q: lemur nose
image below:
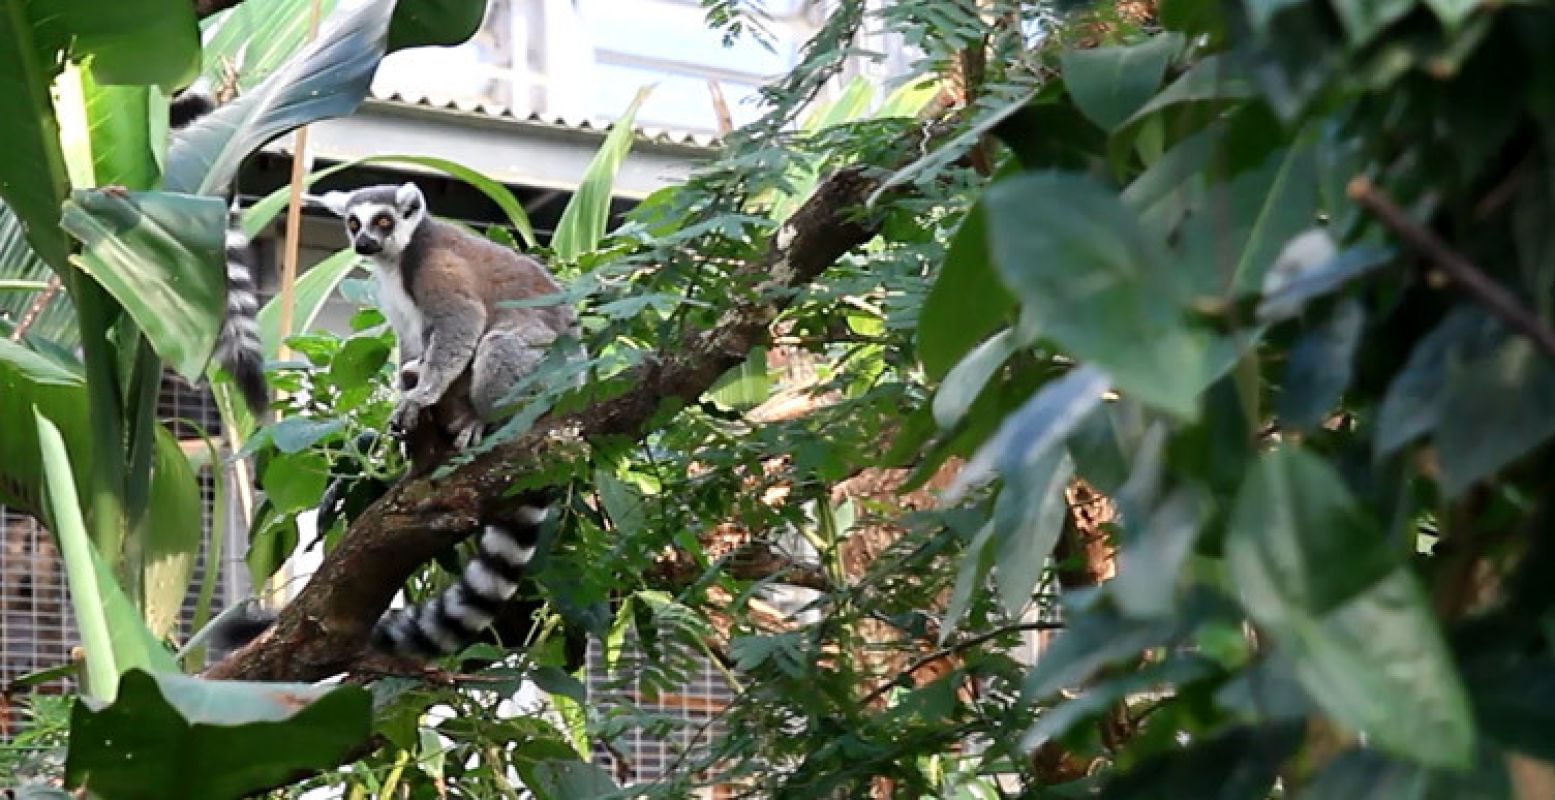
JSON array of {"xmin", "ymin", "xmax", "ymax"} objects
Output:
[{"xmin": 354, "ymin": 236, "xmax": 382, "ymax": 255}]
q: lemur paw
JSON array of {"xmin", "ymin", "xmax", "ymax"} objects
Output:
[
  {"xmin": 99, "ymin": 184, "xmax": 130, "ymax": 198},
  {"xmin": 389, "ymin": 397, "xmax": 426, "ymax": 436}
]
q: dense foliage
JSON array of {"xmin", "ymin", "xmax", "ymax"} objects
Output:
[{"xmin": 7, "ymin": 0, "xmax": 1555, "ymax": 797}]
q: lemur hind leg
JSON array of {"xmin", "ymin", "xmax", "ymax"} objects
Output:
[{"xmin": 469, "ymin": 324, "xmax": 551, "ymax": 422}]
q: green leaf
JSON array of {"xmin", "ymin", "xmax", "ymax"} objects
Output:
[
  {"xmin": 329, "ymin": 335, "xmax": 391, "ymax": 390},
  {"xmin": 1437, "ymin": 335, "xmax": 1555, "ymax": 497},
  {"xmin": 66, "ymin": 669, "xmax": 372, "ymax": 800},
  {"xmin": 57, "ymin": 66, "xmax": 157, "ymax": 190},
  {"xmin": 163, "ymin": 0, "xmax": 394, "ymax": 195},
  {"xmin": 0, "ymin": 339, "xmax": 88, "ymax": 518},
  {"xmin": 1374, "ymin": 309, "xmax": 1498, "ymax": 457},
  {"xmin": 200, "ymin": 0, "xmax": 342, "ymax": 93},
  {"xmin": 1257, "ymin": 238, "xmax": 1392, "ymax": 322},
  {"xmin": 268, "ymin": 416, "xmax": 346, "ymax": 454},
  {"xmin": 1122, "ymin": 55, "xmax": 1255, "ymax": 130},
  {"xmin": 1112, "ymin": 487, "xmax": 1206, "ymax": 618},
  {"xmin": 244, "ymin": 153, "xmax": 537, "ymax": 247},
  {"xmin": 917, "ymin": 202, "xmax": 1015, "ymax": 380},
  {"xmin": 705, "ymin": 345, "xmax": 771, "ymax": 412},
  {"xmin": 940, "ymin": 522, "xmax": 997, "ymax": 643},
  {"xmin": 1024, "ymin": 601, "xmax": 1185, "ymax": 700},
  {"xmin": 141, "ymin": 426, "xmax": 204, "ymax": 639},
  {"xmin": 552, "ymin": 87, "xmax": 652, "ymax": 261},
  {"xmin": 1422, "ymin": 0, "xmax": 1481, "ymax": 32},
  {"xmin": 596, "ymin": 470, "xmax": 647, "ymax": 538},
  {"xmin": 1465, "ymin": 655, "xmax": 1555, "ymax": 762},
  {"xmin": 261, "ymin": 451, "xmax": 330, "ymax": 514},
  {"xmin": 1303, "ymin": 747, "xmax": 1511, "ymax": 800},
  {"xmin": 1277, "ymin": 297, "xmax": 1364, "ymax": 431},
  {"xmin": 992, "ymin": 450, "xmax": 1073, "ymax": 618},
  {"xmin": 34, "ymin": 409, "xmax": 119, "ymax": 700},
  {"xmin": 1225, "ymin": 448, "xmax": 1474, "ymax": 768},
  {"xmin": 61, "ymin": 189, "xmax": 225, "ymax": 380},
  {"xmin": 1023, "ymin": 655, "xmax": 1215, "ymax": 750},
  {"xmin": 1172, "ymin": 139, "xmax": 1321, "ymax": 298},
  {"xmin": 933, "ymin": 328, "xmax": 1021, "ymax": 429},
  {"xmin": 0, "ymin": 0, "xmax": 198, "ymax": 265},
  {"xmin": 1060, "ymin": 34, "xmax": 1180, "ymax": 131},
  {"xmin": 1099, "ymin": 724, "xmax": 1301, "ymax": 799},
  {"xmin": 954, "ymin": 365, "xmax": 1111, "ymax": 498},
  {"xmin": 526, "ymin": 759, "xmax": 620, "ymax": 800},
  {"xmin": 985, "ymin": 171, "xmax": 1219, "ymax": 417},
  {"xmin": 256, "ymin": 248, "xmax": 362, "ymax": 359},
  {"xmin": 1331, "ymin": 0, "xmax": 1417, "ymax": 46},
  {"xmin": 388, "ymin": 0, "xmax": 489, "ymax": 51}
]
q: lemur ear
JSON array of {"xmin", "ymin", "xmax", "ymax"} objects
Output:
[
  {"xmin": 318, "ymin": 191, "xmax": 352, "ymax": 217},
  {"xmin": 395, "ymin": 182, "xmax": 424, "ymax": 216}
]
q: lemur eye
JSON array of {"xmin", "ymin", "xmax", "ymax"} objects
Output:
[
  {"xmin": 346, "ymin": 217, "xmax": 360, "ymax": 233},
  {"xmin": 375, "ymin": 216, "xmax": 392, "ymax": 229}
]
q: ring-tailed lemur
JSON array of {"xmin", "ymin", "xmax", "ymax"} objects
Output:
[
  {"xmin": 166, "ymin": 79, "xmax": 269, "ymax": 414},
  {"xmin": 213, "ymin": 182, "xmax": 580, "ymax": 659}
]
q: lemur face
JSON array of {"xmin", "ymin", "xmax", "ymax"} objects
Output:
[{"xmin": 320, "ymin": 183, "xmax": 426, "ymax": 260}]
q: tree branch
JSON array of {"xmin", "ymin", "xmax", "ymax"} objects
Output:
[
  {"xmin": 206, "ymin": 166, "xmax": 886, "ymax": 682},
  {"xmin": 1349, "ymin": 176, "xmax": 1555, "ymax": 360}
]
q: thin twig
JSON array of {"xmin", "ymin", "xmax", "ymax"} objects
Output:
[
  {"xmin": 858, "ymin": 620, "xmax": 1065, "ymax": 707},
  {"xmin": 9, "ymin": 275, "xmax": 61, "ymax": 341},
  {"xmin": 1349, "ymin": 176, "xmax": 1555, "ymax": 360}
]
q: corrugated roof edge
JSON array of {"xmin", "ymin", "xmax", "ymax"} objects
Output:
[{"xmin": 368, "ymin": 87, "xmax": 724, "ymax": 149}]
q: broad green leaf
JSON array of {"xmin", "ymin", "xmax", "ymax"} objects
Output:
[
  {"xmin": 526, "ymin": 759, "xmax": 620, "ymax": 800},
  {"xmin": 0, "ymin": 339, "xmax": 88, "ymax": 518},
  {"xmin": 933, "ymin": 328, "xmax": 1020, "ymax": 429},
  {"xmin": 940, "ymin": 522, "xmax": 997, "ymax": 643},
  {"xmin": 329, "ymin": 335, "xmax": 391, "ymax": 390},
  {"xmin": 552, "ymin": 87, "xmax": 652, "ymax": 261},
  {"xmin": 1100, "ymin": 724, "xmax": 1300, "ymax": 799},
  {"xmin": 1172, "ymin": 139, "xmax": 1321, "ymax": 298},
  {"xmin": 268, "ymin": 416, "xmax": 346, "ymax": 454},
  {"xmin": 200, "ymin": 0, "xmax": 343, "ymax": 93},
  {"xmin": 1122, "ymin": 55, "xmax": 1255, "ymax": 131},
  {"xmin": 56, "ymin": 65, "xmax": 157, "ymax": 190},
  {"xmin": 985, "ymin": 171, "xmax": 1217, "ymax": 417},
  {"xmin": 1332, "ymin": 0, "xmax": 1416, "ymax": 46},
  {"xmin": 1226, "ymin": 448, "xmax": 1474, "ymax": 768},
  {"xmin": 141, "ymin": 426, "xmax": 204, "ymax": 639},
  {"xmin": 1242, "ymin": 0, "xmax": 1307, "ymax": 34},
  {"xmin": 34, "ymin": 409, "xmax": 118, "ymax": 700},
  {"xmin": 66, "ymin": 669, "xmax": 372, "ymax": 799},
  {"xmin": 61, "ymin": 189, "xmax": 225, "ymax": 380},
  {"xmin": 953, "ymin": 365, "xmax": 1111, "ymax": 498},
  {"xmin": 245, "ymin": 153, "xmax": 537, "ymax": 247},
  {"xmin": 1437, "ymin": 335, "xmax": 1555, "ymax": 497},
  {"xmin": 164, "ymin": 0, "xmax": 394, "ymax": 195},
  {"xmin": 261, "ymin": 451, "xmax": 330, "ymax": 514},
  {"xmin": 1112, "ymin": 487, "xmax": 1206, "ymax": 618},
  {"xmin": 1303, "ymin": 747, "xmax": 1511, "ymax": 800},
  {"xmin": 1276, "ymin": 297, "xmax": 1364, "ymax": 431},
  {"xmin": 388, "ymin": 0, "xmax": 489, "ymax": 51},
  {"xmin": 255, "ymin": 248, "xmax": 362, "ymax": 358},
  {"xmin": 1060, "ymin": 34, "xmax": 1180, "ymax": 131},
  {"xmin": 1374, "ymin": 309, "xmax": 1499, "ymax": 457},
  {"xmin": 1023, "ymin": 655, "xmax": 1214, "ymax": 750},
  {"xmin": 1423, "ymin": 0, "xmax": 1481, "ymax": 32},
  {"xmin": 596, "ymin": 470, "xmax": 647, "ymax": 538},
  {"xmin": 1257, "ymin": 238, "xmax": 1392, "ymax": 322},
  {"xmin": 992, "ymin": 449, "xmax": 1072, "ymax": 618},
  {"xmin": 705, "ymin": 345, "xmax": 771, "ymax": 412},
  {"xmin": 917, "ymin": 203, "xmax": 1015, "ymax": 380},
  {"xmin": 1023, "ymin": 600, "xmax": 1185, "ymax": 700}
]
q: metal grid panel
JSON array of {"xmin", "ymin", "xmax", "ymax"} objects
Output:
[{"xmin": 585, "ymin": 628, "xmax": 736, "ymax": 787}]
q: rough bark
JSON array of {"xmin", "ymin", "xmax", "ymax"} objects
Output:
[{"xmin": 206, "ymin": 166, "xmax": 885, "ymax": 682}]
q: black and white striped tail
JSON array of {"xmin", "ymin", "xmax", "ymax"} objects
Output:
[
  {"xmin": 371, "ymin": 505, "xmax": 544, "ymax": 657},
  {"xmin": 217, "ymin": 202, "xmax": 268, "ymax": 415},
  {"xmin": 209, "ymin": 505, "xmax": 545, "ymax": 657}
]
